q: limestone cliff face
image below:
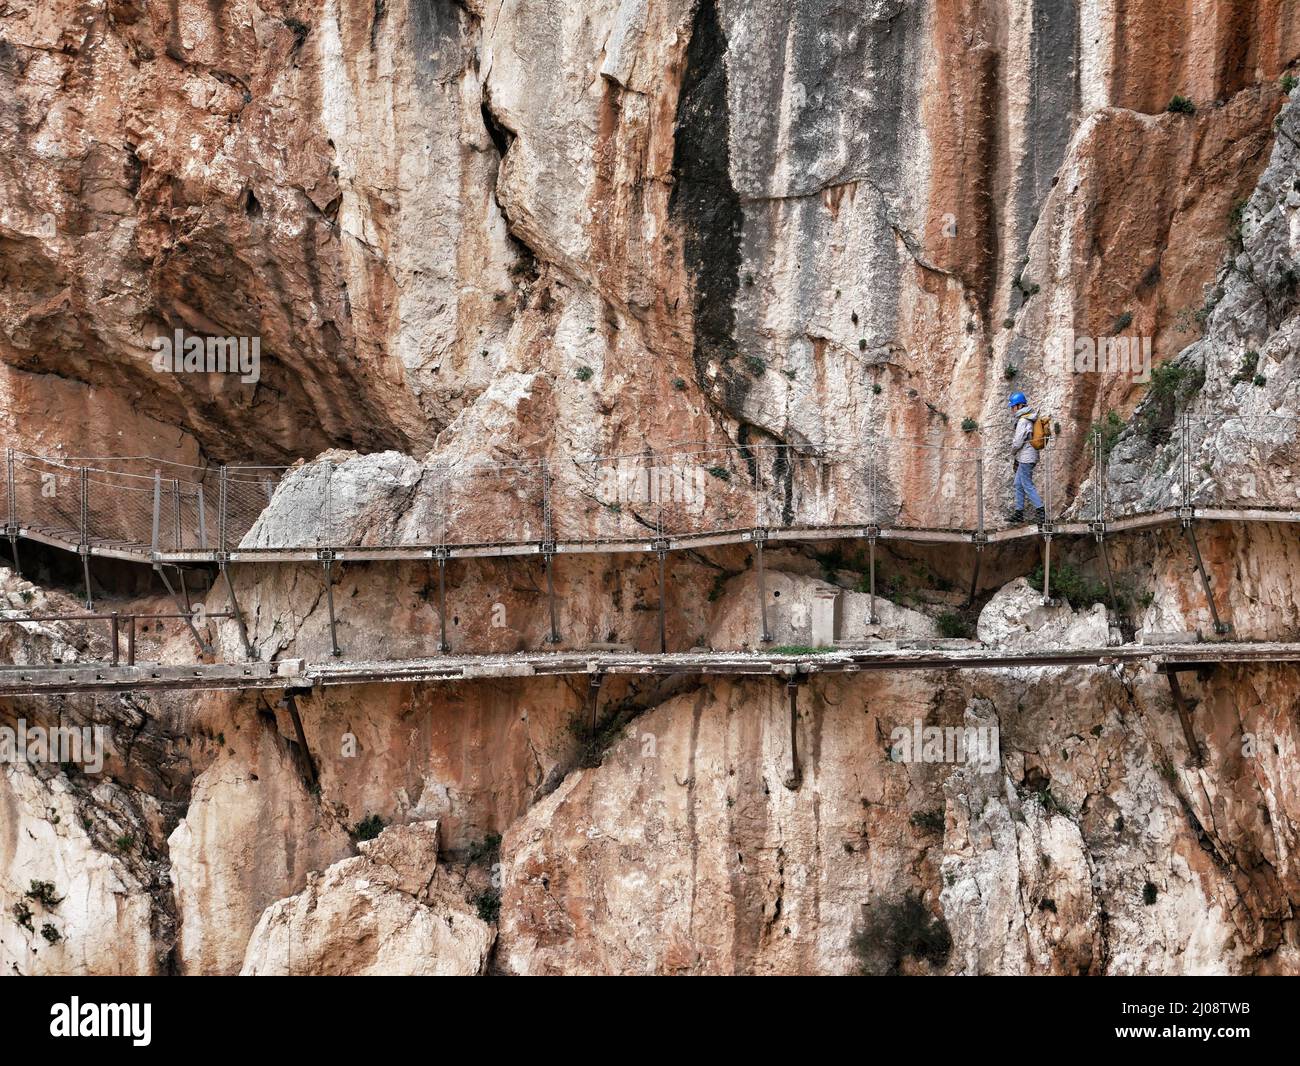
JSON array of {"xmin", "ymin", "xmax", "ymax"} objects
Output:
[{"xmin": 3, "ymin": 1, "xmax": 1300, "ymax": 974}]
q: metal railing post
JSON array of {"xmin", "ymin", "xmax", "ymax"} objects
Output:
[
  {"xmin": 968, "ymin": 450, "xmax": 985, "ymax": 607},
  {"xmin": 1042, "ymin": 533, "xmax": 1053, "ymax": 606},
  {"xmin": 867, "ymin": 532, "xmax": 878, "ymax": 624},
  {"xmin": 540, "ymin": 459, "xmax": 560, "ymax": 645},
  {"xmin": 323, "ymin": 462, "xmax": 333, "ymax": 547},
  {"xmin": 1043, "ymin": 435, "xmax": 1052, "ymax": 525},
  {"xmin": 435, "ymin": 550, "xmax": 450, "ymax": 653},
  {"xmin": 1092, "ymin": 431, "xmax": 1101, "ymax": 524},
  {"xmin": 219, "ymin": 465, "xmax": 229, "ymax": 554},
  {"xmin": 80, "ymin": 467, "xmax": 93, "ymax": 610},
  {"xmin": 171, "ymin": 477, "xmax": 182, "ymax": 551},
  {"xmin": 5, "ymin": 448, "xmax": 18, "ymax": 575},
  {"xmin": 5, "ymin": 447, "xmax": 14, "ymax": 529},
  {"xmin": 151, "ymin": 471, "xmax": 162, "ymax": 556},
  {"xmin": 79, "ymin": 466, "xmax": 89, "ymax": 546},
  {"xmin": 197, "ymin": 484, "xmax": 208, "ymax": 550}
]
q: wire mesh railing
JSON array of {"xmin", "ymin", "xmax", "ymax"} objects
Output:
[{"xmin": 4, "ymin": 418, "xmax": 1299, "ymax": 560}]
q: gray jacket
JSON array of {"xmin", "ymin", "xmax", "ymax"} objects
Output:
[{"xmin": 1011, "ymin": 409, "xmax": 1039, "ymax": 465}]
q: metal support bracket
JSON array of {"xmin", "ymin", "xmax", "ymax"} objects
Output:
[
  {"xmin": 281, "ymin": 691, "xmax": 319, "ymax": 788},
  {"xmin": 1181, "ymin": 521, "xmax": 1230, "ymax": 635},
  {"xmin": 319, "ymin": 550, "xmax": 342, "ymax": 657},
  {"xmin": 753, "ymin": 528, "xmax": 772, "ymax": 643},
  {"xmin": 655, "ymin": 545, "xmax": 669, "ymax": 654},
  {"xmin": 220, "ymin": 561, "xmax": 256, "ymax": 661},
  {"xmin": 588, "ymin": 671, "xmax": 604, "ymax": 732},
  {"xmin": 1163, "ymin": 667, "xmax": 1203, "ymax": 768},
  {"xmin": 866, "ymin": 528, "xmax": 880, "ymax": 624},
  {"xmin": 967, "ymin": 541, "xmax": 984, "ymax": 609},
  {"xmin": 154, "ymin": 563, "xmax": 212, "ymax": 656},
  {"xmin": 541, "ymin": 542, "xmax": 561, "ymax": 645},
  {"xmin": 77, "ymin": 543, "xmax": 94, "ymax": 611},
  {"xmin": 783, "ymin": 673, "xmax": 804, "ymax": 791},
  {"xmin": 1041, "ymin": 532, "xmax": 1053, "ymax": 607},
  {"xmin": 432, "ymin": 548, "xmax": 451, "ymax": 653},
  {"xmin": 1096, "ymin": 533, "xmax": 1121, "ymax": 621}
]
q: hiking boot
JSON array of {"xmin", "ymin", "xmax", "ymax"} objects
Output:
[
  {"xmin": 1007, "ymin": 509, "xmax": 1024, "ymax": 524},
  {"xmin": 1033, "ymin": 506, "xmax": 1047, "ymax": 524}
]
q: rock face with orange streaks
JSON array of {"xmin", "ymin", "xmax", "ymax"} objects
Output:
[{"xmin": 3, "ymin": 1, "xmax": 1300, "ymax": 976}]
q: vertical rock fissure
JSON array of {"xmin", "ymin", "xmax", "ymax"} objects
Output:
[{"xmin": 669, "ymin": 0, "xmax": 744, "ymax": 408}]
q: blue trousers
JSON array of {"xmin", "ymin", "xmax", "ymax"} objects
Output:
[{"xmin": 1014, "ymin": 461, "xmax": 1043, "ymax": 510}]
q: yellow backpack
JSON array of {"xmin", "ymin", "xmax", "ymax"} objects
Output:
[{"xmin": 1030, "ymin": 415, "xmax": 1052, "ymax": 450}]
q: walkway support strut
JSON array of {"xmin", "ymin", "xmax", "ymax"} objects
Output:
[
  {"xmin": 783, "ymin": 674, "xmax": 803, "ymax": 791},
  {"xmin": 656, "ymin": 544, "xmax": 669, "ymax": 654},
  {"xmin": 321, "ymin": 552, "xmax": 341, "ymax": 657},
  {"xmin": 281, "ymin": 691, "xmax": 319, "ymax": 787},
  {"xmin": 1181, "ymin": 516, "xmax": 1230, "ymax": 635},
  {"xmin": 1163, "ymin": 667, "xmax": 1203, "ymax": 767},
  {"xmin": 434, "ymin": 550, "xmax": 450, "ymax": 653},
  {"xmin": 221, "ymin": 561, "xmax": 256, "ymax": 660},
  {"xmin": 755, "ymin": 530, "xmax": 772, "ymax": 643},
  {"xmin": 154, "ymin": 563, "xmax": 211, "ymax": 656}
]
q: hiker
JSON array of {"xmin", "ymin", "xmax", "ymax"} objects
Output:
[{"xmin": 1007, "ymin": 391, "xmax": 1046, "ymax": 524}]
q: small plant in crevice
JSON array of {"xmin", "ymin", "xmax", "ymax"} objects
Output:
[
  {"xmin": 1004, "ymin": 364, "xmax": 1018, "ymax": 380},
  {"xmin": 115, "ymin": 834, "xmax": 134, "ymax": 852},
  {"xmin": 1087, "ymin": 410, "xmax": 1126, "ymax": 462},
  {"xmin": 961, "ymin": 417, "xmax": 979, "ymax": 433},
  {"xmin": 473, "ymin": 889, "xmax": 502, "ymax": 924},
  {"xmin": 935, "ymin": 612, "xmax": 974, "ymax": 639},
  {"xmin": 575, "ymin": 364, "xmax": 593, "ymax": 382},
  {"xmin": 851, "ymin": 893, "xmax": 953, "ymax": 976},
  {"xmin": 706, "ymin": 466, "xmax": 730, "ymax": 481},
  {"xmin": 1034, "ymin": 787, "xmax": 1072, "ymax": 818},
  {"xmin": 1138, "ymin": 360, "xmax": 1205, "ymax": 445},
  {"xmin": 12, "ymin": 901, "xmax": 33, "ymax": 932},
  {"xmin": 910, "ymin": 809, "xmax": 945, "ymax": 835},
  {"xmin": 40, "ymin": 923, "xmax": 62, "ymax": 945},
  {"xmin": 350, "ymin": 813, "xmax": 386, "ymax": 842},
  {"xmin": 672, "ymin": 377, "xmax": 687, "ymax": 390},
  {"xmin": 707, "ymin": 571, "xmax": 731, "ymax": 602},
  {"xmin": 1166, "ymin": 94, "xmax": 1196, "ymax": 115},
  {"xmin": 1027, "ymin": 562, "xmax": 1109, "ymax": 609},
  {"xmin": 466, "ymin": 833, "xmax": 502, "ymax": 868},
  {"xmin": 1228, "ymin": 199, "xmax": 1248, "ymax": 251},
  {"xmin": 25, "ymin": 881, "xmax": 63, "ymax": 907},
  {"xmin": 1194, "ymin": 286, "xmax": 1224, "ymax": 327},
  {"xmin": 1283, "ymin": 73, "xmax": 1298, "ymax": 95},
  {"xmin": 1142, "ymin": 881, "xmax": 1159, "ymax": 906},
  {"xmin": 743, "ymin": 354, "xmax": 766, "ymax": 376},
  {"xmin": 1230, "ymin": 349, "xmax": 1259, "ymax": 385},
  {"xmin": 1111, "ymin": 310, "xmax": 1133, "ymax": 334}
]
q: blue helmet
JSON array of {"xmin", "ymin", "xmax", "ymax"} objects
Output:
[{"xmin": 1007, "ymin": 391, "xmax": 1027, "ymax": 408}]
